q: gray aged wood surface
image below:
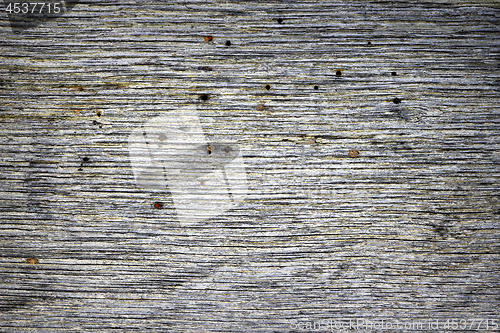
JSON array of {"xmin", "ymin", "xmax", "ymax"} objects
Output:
[{"xmin": 1, "ymin": 0, "xmax": 499, "ymax": 332}]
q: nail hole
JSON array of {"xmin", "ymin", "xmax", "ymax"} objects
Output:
[
  {"xmin": 391, "ymin": 71, "xmax": 397, "ymax": 76},
  {"xmin": 432, "ymin": 225, "xmax": 448, "ymax": 237},
  {"xmin": 335, "ymin": 70, "xmax": 343, "ymax": 77},
  {"xmin": 198, "ymin": 66, "xmax": 212, "ymax": 71},
  {"xmin": 314, "ymin": 85, "xmax": 319, "ymax": 90},
  {"xmin": 393, "ymin": 97, "xmax": 402, "ymax": 104},
  {"xmin": 82, "ymin": 157, "xmax": 90, "ymax": 162},
  {"xmin": 225, "ymin": 40, "xmax": 231, "ymax": 46},
  {"xmin": 277, "ymin": 18, "xmax": 283, "ymax": 24},
  {"xmin": 265, "ymin": 84, "xmax": 271, "ymax": 90},
  {"xmin": 367, "ymin": 41, "xmax": 372, "ymax": 46},
  {"xmin": 199, "ymin": 94, "xmax": 210, "ymax": 101},
  {"xmin": 96, "ymin": 110, "xmax": 102, "ymax": 117}
]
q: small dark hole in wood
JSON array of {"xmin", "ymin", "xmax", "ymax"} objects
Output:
[
  {"xmin": 265, "ymin": 84, "xmax": 271, "ymax": 90},
  {"xmin": 335, "ymin": 70, "xmax": 342, "ymax": 77},
  {"xmin": 432, "ymin": 225, "xmax": 449, "ymax": 237},
  {"xmin": 225, "ymin": 40, "xmax": 231, "ymax": 46},
  {"xmin": 82, "ymin": 157, "xmax": 90, "ymax": 162},
  {"xmin": 200, "ymin": 94, "xmax": 210, "ymax": 101},
  {"xmin": 154, "ymin": 202, "xmax": 163, "ymax": 209},
  {"xmin": 393, "ymin": 97, "xmax": 402, "ymax": 104},
  {"xmin": 314, "ymin": 85, "xmax": 319, "ymax": 90},
  {"xmin": 277, "ymin": 18, "xmax": 283, "ymax": 24},
  {"xmin": 391, "ymin": 71, "xmax": 397, "ymax": 76},
  {"xmin": 367, "ymin": 41, "xmax": 372, "ymax": 45}
]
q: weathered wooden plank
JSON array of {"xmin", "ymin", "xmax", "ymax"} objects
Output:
[{"xmin": 1, "ymin": 0, "xmax": 499, "ymax": 332}]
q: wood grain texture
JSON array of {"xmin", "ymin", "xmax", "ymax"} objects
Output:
[{"xmin": 1, "ymin": 0, "xmax": 499, "ymax": 332}]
